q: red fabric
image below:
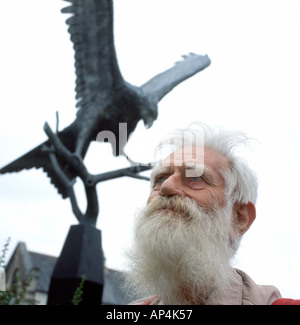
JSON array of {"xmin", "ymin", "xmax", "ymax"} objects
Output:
[
  {"xmin": 272, "ymin": 298, "xmax": 300, "ymax": 305},
  {"xmin": 142, "ymin": 295, "xmax": 159, "ymax": 305}
]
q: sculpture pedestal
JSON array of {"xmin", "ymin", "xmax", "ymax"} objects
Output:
[{"xmin": 47, "ymin": 223, "xmax": 104, "ymax": 305}]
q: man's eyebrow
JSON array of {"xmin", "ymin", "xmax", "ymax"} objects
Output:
[
  {"xmin": 184, "ymin": 162, "xmax": 216, "ymax": 185},
  {"xmin": 150, "ymin": 165, "xmax": 172, "ymax": 187},
  {"xmin": 150, "ymin": 162, "xmax": 217, "ymax": 187},
  {"xmin": 151, "ymin": 165, "xmax": 172, "ymax": 180},
  {"xmin": 183, "ymin": 162, "xmax": 204, "ymax": 177}
]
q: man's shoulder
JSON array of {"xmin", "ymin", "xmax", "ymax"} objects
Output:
[
  {"xmin": 235, "ymin": 269, "xmax": 281, "ymax": 305},
  {"xmin": 127, "ymin": 270, "xmax": 282, "ymax": 305}
]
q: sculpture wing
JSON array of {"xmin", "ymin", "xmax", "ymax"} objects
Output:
[
  {"xmin": 140, "ymin": 53, "xmax": 211, "ymax": 103},
  {"xmin": 62, "ymin": 0, "xmax": 124, "ymax": 112},
  {"xmin": 0, "ymin": 143, "xmax": 72, "ymax": 198},
  {"xmin": 0, "ymin": 125, "xmax": 79, "ymax": 199}
]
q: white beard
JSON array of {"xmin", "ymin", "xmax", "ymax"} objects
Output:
[{"xmin": 124, "ymin": 195, "xmax": 240, "ymax": 305}]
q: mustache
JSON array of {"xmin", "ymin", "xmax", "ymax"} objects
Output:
[{"xmin": 145, "ymin": 195, "xmax": 202, "ymax": 219}]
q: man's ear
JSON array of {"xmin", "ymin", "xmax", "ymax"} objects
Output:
[{"xmin": 233, "ymin": 201, "xmax": 256, "ymax": 236}]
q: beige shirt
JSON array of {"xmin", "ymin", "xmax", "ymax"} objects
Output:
[{"xmin": 129, "ymin": 268, "xmax": 281, "ymax": 305}]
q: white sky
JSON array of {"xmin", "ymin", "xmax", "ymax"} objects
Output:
[{"xmin": 1, "ymin": 0, "xmax": 300, "ymax": 299}]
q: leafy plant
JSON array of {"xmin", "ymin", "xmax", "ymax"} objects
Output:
[
  {"xmin": 0, "ymin": 237, "xmax": 10, "ymax": 269},
  {"xmin": 0, "ymin": 238, "xmax": 36, "ymax": 305},
  {"xmin": 72, "ymin": 274, "xmax": 87, "ymax": 305},
  {"xmin": 0, "ymin": 275, "xmax": 35, "ymax": 305}
]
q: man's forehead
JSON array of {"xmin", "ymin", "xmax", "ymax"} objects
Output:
[
  {"xmin": 157, "ymin": 160, "xmax": 205, "ymax": 177},
  {"xmin": 162, "ymin": 146, "xmax": 204, "ymax": 165},
  {"xmin": 162, "ymin": 146, "xmax": 226, "ymax": 164},
  {"xmin": 158, "ymin": 146, "xmax": 229, "ymax": 175}
]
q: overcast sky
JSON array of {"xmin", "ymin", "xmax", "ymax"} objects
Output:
[{"xmin": 1, "ymin": 0, "xmax": 300, "ymax": 299}]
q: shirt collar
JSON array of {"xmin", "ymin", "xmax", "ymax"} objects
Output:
[{"xmin": 209, "ymin": 268, "xmax": 243, "ymax": 305}]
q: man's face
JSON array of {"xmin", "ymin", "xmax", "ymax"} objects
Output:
[
  {"xmin": 148, "ymin": 146, "xmax": 229, "ymax": 210},
  {"xmin": 125, "ymin": 146, "xmax": 238, "ymax": 304}
]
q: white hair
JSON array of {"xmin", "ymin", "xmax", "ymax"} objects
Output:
[{"xmin": 153, "ymin": 122, "xmax": 258, "ymax": 205}]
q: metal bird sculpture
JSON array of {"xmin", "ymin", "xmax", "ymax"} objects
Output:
[{"xmin": 0, "ymin": 0, "xmax": 211, "ymax": 200}]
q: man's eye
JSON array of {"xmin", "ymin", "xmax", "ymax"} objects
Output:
[
  {"xmin": 153, "ymin": 176, "xmax": 167, "ymax": 187},
  {"xmin": 188, "ymin": 176, "xmax": 203, "ymax": 183}
]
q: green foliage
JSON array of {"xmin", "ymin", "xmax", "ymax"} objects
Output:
[
  {"xmin": 72, "ymin": 274, "xmax": 87, "ymax": 305},
  {"xmin": 0, "ymin": 275, "xmax": 35, "ymax": 305},
  {"xmin": 0, "ymin": 238, "xmax": 36, "ymax": 305},
  {"xmin": 0, "ymin": 237, "xmax": 10, "ymax": 269}
]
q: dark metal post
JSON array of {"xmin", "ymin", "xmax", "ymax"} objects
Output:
[{"xmin": 47, "ymin": 223, "xmax": 104, "ymax": 305}]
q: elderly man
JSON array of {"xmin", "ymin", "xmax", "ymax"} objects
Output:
[{"xmin": 125, "ymin": 122, "xmax": 281, "ymax": 305}]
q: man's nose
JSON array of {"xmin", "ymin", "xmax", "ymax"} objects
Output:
[{"xmin": 159, "ymin": 174, "xmax": 185, "ymax": 198}]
